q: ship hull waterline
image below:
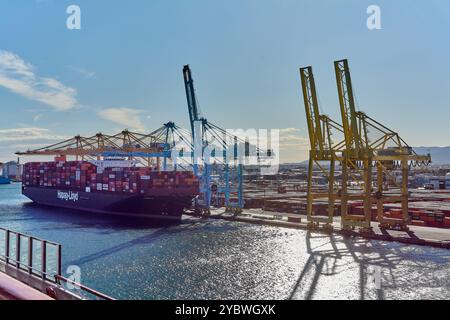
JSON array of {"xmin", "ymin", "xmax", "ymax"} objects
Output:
[{"xmin": 22, "ymin": 186, "xmax": 196, "ymax": 221}]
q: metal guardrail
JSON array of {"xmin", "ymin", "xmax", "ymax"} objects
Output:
[
  {"xmin": 0, "ymin": 227, "xmax": 114, "ymax": 300},
  {"xmin": 0, "ymin": 227, "xmax": 61, "ymax": 282},
  {"xmin": 56, "ymin": 275, "xmax": 114, "ymax": 300}
]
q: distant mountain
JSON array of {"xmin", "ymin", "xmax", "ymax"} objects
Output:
[
  {"xmin": 412, "ymin": 147, "xmax": 450, "ymax": 165},
  {"xmin": 280, "ymin": 147, "xmax": 450, "ymax": 166}
]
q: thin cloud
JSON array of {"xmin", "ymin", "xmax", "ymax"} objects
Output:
[
  {"xmin": 0, "ymin": 50, "xmax": 77, "ymax": 111},
  {"xmin": 68, "ymin": 65, "xmax": 96, "ymax": 79},
  {"xmin": 0, "ymin": 127, "xmax": 68, "ymax": 142},
  {"xmin": 0, "ymin": 127, "xmax": 68, "ymax": 162},
  {"xmin": 279, "ymin": 128, "xmax": 309, "ymax": 150},
  {"xmin": 98, "ymin": 108, "xmax": 145, "ymax": 130},
  {"xmin": 33, "ymin": 114, "xmax": 43, "ymax": 122}
]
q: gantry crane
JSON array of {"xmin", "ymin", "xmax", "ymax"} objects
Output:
[
  {"xmin": 15, "ymin": 127, "xmax": 177, "ymax": 166},
  {"xmin": 300, "ymin": 66, "xmax": 345, "ymax": 229},
  {"xmin": 183, "ymin": 65, "xmax": 245, "ymax": 215},
  {"xmin": 333, "ymin": 59, "xmax": 431, "ymax": 231},
  {"xmin": 301, "ymin": 59, "xmax": 431, "ymax": 232}
]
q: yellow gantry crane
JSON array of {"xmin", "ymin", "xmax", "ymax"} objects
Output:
[{"xmin": 301, "ymin": 59, "xmax": 431, "ymax": 232}]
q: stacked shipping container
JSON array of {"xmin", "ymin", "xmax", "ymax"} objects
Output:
[{"xmin": 23, "ymin": 161, "xmax": 199, "ymax": 195}]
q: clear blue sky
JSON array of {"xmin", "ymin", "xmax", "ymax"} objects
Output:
[{"xmin": 0, "ymin": 0, "xmax": 449, "ymax": 163}]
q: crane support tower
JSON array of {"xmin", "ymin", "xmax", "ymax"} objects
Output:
[
  {"xmin": 300, "ymin": 59, "xmax": 431, "ymax": 232},
  {"xmin": 182, "ymin": 65, "xmax": 244, "ymax": 216}
]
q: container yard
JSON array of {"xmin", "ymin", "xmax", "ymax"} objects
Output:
[
  {"xmin": 242, "ymin": 179, "xmax": 450, "ymax": 230},
  {"xmin": 0, "ymin": 1, "xmax": 449, "ymax": 312}
]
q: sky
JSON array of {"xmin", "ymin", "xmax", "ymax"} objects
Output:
[{"xmin": 0, "ymin": 0, "xmax": 449, "ymax": 163}]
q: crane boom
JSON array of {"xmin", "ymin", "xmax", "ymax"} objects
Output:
[
  {"xmin": 300, "ymin": 66, "xmax": 324, "ymax": 154},
  {"xmin": 183, "ymin": 65, "xmax": 200, "ymax": 139},
  {"xmin": 334, "ymin": 59, "xmax": 362, "ymax": 155}
]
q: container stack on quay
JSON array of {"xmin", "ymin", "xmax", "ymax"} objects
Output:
[
  {"xmin": 384, "ymin": 201, "xmax": 450, "ymax": 228},
  {"xmin": 23, "ymin": 161, "xmax": 199, "ymax": 195},
  {"xmin": 241, "ymin": 179, "xmax": 450, "ymax": 229}
]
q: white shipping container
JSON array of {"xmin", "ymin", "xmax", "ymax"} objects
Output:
[{"xmin": 89, "ymin": 160, "xmax": 138, "ymax": 169}]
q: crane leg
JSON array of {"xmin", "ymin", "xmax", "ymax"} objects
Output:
[{"xmin": 306, "ymin": 152, "xmax": 314, "ymax": 227}]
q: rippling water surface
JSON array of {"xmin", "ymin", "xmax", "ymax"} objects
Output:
[{"xmin": 0, "ymin": 183, "xmax": 450, "ymax": 300}]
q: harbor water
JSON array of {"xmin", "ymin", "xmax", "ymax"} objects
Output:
[{"xmin": 0, "ymin": 183, "xmax": 450, "ymax": 300}]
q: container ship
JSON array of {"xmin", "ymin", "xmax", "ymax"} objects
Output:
[{"xmin": 22, "ymin": 160, "xmax": 199, "ymax": 220}]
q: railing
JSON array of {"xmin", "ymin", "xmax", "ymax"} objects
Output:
[
  {"xmin": 0, "ymin": 227, "xmax": 61, "ymax": 282},
  {"xmin": 0, "ymin": 227, "xmax": 114, "ymax": 300},
  {"xmin": 56, "ymin": 275, "xmax": 115, "ymax": 300}
]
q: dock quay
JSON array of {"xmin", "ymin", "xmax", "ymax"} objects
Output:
[{"xmin": 194, "ymin": 208, "xmax": 450, "ymax": 250}]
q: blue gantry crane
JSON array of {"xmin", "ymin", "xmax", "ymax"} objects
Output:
[{"xmin": 182, "ymin": 65, "xmax": 244, "ymax": 215}]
